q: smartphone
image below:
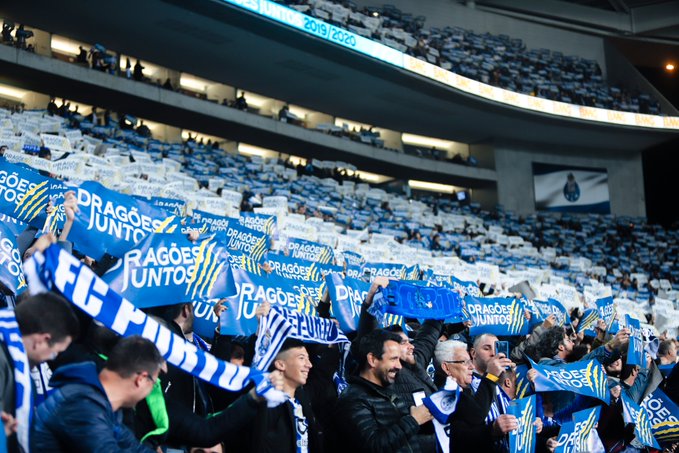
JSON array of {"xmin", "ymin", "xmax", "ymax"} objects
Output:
[
  {"xmin": 412, "ymin": 390, "xmax": 426, "ymax": 406},
  {"xmin": 495, "ymin": 340, "xmax": 510, "ymax": 359}
]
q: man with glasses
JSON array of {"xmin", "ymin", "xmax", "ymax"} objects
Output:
[
  {"xmin": 434, "ymin": 339, "xmax": 509, "ymax": 452},
  {"xmin": 32, "ymin": 335, "xmax": 165, "ymax": 452}
]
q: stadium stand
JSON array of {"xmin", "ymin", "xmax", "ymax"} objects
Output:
[{"xmin": 0, "ymin": 1, "xmax": 679, "ymax": 452}]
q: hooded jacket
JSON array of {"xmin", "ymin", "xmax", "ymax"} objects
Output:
[{"xmin": 31, "ymin": 361, "xmax": 153, "ymax": 453}]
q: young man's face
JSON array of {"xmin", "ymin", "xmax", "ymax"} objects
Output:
[
  {"xmin": 373, "ymin": 340, "xmax": 402, "ymax": 386},
  {"xmin": 277, "ymin": 346, "xmax": 313, "ymax": 388}
]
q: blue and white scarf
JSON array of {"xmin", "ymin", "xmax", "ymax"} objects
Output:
[
  {"xmin": 0, "ymin": 309, "xmax": 32, "ymax": 452},
  {"xmin": 423, "ymin": 377, "xmax": 460, "ymax": 453},
  {"xmin": 24, "ymin": 244, "xmax": 286, "ymax": 407}
]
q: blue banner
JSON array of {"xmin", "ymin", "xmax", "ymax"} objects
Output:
[
  {"xmin": 134, "ymin": 195, "xmax": 186, "ymax": 217},
  {"xmin": 239, "ymin": 211, "xmax": 276, "ymax": 235},
  {"xmin": 341, "ymin": 251, "xmax": 365, "ymax": 267},
  {"xmin": 515, "ymin": 364, "xmax": 532, "ymax": 399},
  {"xmin": 449, "ymin": 275, "xmax": 483, "ymax": 297},
  {"xmin": 529, "ymin": 358, "xmax": 609, "ymax": 404},
  {"xmin": 222, "ymin": 223, "xmax": 270, "ymax": 262},
  {"xmin": 361, "ymin": 262, "xmax": 406, "ymax": 280},
  {"xmin": 532, "ymin": 299, "xmax": 567, "ymax": 326},
  {"xmin": 103, "ymin": 232, "xmax": 236, "ymax": 308},
  {"xmin": 467, "ymin": 296, "xmax": 530, "ymax": 336},
  {"xmin": 0, "ymin": 221, "xmax": 27, "ymax": 295},
  {"xmin": 220, "ymin": 269, "xmax": 324, "ymax": 336},
  {"xmin": 72, "ymin": 181, "xmax": 179, "ymax": 260},
  {"xmin": 621, "ymin": 392, "xmax": 660, "ymax": 449},
  {"xmin": 192, "ymin": 299, "xmax": 220, "ymax": 341},
  {"xmin": 625, "ymin": 314, "xmax": 644, "ymax": 367},
  {"xmin": 642, "ymin": 388, "xmax": 679, "ymax": 444},
  {"xmin": 508, "ymin": 395, "xmax": 536, "ymax": 453},
  {"xmin": 266, "ymin": 254, "xmax": 320, "ymax": 281},
  {"xmin": 325, "ymin": 273, "xmax": 369, "ymax": 333},
  {"xmin": 596, "ymin": 297, "xmax": 615, "ymax": 325},
  {"xmin": 555, "ymin": 406, "xmax": 601, "ymax": 453},
  {"xmin": 576, "ymin": 308, "xmax": 599, "ymax": 334},
  {"xmin": 191, "ymin": 209, "xmax": 232, "ymax": 233},
  {"xmin": 0, "ymin": 213, "xmax": 26, "ymax": 238},
  {"xmin": 286, "ymin": 237, "xmax": 334, "ymax": 264},
  {"xmin": 0, "ymin": 160, "xmax": 68, "ymax": 229}
]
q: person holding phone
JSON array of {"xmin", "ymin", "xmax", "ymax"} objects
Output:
[{"xmin": 470, "ymin": 333, "xmax": 517, "ymax": 452}]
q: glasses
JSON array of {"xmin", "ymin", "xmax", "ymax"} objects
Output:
[
  {"xmin": 137, "ymin": 372, "xmax": 157, "ymax": 385},
  {"xmin": 444, "ymin": 359, "xmax": 473, "ymax": 366}
]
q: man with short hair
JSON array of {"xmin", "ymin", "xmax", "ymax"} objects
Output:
[
  {"xmin": 658, "ymin": 339, "xmax": 677, "ymax": 377},
  {"xmin": 470, "ymin": 334, "xmax": 517, "ymax": 452},
  {"xmin": 32, "ymin": 335, "xmax": 165, "ymax": 452},
  {"xmin": 0, "ymin": 292, "xmax": 79, "ymax": 450},
  {"xmin": 244, "ymin": 338, "xmax": 323, "ymax": 452},
  {"xmin": 335, "ymin": 329, "xmax": 433, "ymax": 452}
]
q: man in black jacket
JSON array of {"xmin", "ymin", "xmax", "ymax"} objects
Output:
[
  {"xmin": 335, "ymin": 329, "xmax": 433, "ymax": 453},
  {"xmin": 246, "ymin": 338, "xmax": 324, "ymax": 452},
  {"xmin": 434, "ymin": 339, "xmax": 511, "ymax": 452}
]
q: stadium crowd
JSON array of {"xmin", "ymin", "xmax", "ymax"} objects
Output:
[
  {"xmin": 0, "ymin": 103, "xmax": 677, "ymax": 453},
  {"xmin": 280, "ymin": 0, "xmax": 662, "ymax": 114}
]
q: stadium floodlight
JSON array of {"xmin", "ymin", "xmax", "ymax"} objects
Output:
[
  {"xmin": 0, "ymin": 84, "xmax": 28, "ymax": 101},
  {"xmin": 408, "ymin": 180, "xmax": 457, "ymax": 194}
]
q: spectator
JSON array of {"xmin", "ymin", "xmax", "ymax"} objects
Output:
[
  {"xmin": 32, "ymin": 336, "xmax": 163, "ymax": 452},
  {"xmin": 657, "ymin": 339, "xmax": 677, "ymax": 378},
  {"xmin": 234, "ymin": 93, "xmax": 248, "ymax": 111},
  {"xmin": 76, "ymin": 46, "xmax": 87, "ymax": 65},
  {"xmin": 0, "ymin": 292, "xmax": 79, "ymax": 449},
  {"xmin": 125, "ymin": 58, "xmax": 132, "ymax": 79},
  {"xmin": 334, "ymin": 329, "xmax": 433, "ymax": 452},
  {"xmin": 133, "ymin": 59, "xmax": 144, "ymax": 81}
]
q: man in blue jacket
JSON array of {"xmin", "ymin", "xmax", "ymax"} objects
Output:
[{"xmin": 32, "ymin": 335, "xmax": 165, "ymax": 452}]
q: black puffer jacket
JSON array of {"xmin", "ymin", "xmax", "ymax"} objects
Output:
[{"xmin": 334, "ymin": 376, "xmax": 423, "ymax": 453}]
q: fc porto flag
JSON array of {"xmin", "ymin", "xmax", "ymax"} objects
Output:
[
  {"xmin": 222, "ymin": 223, "xmax": 270, "ymax": 262},
  {"xmin": 621, "ymin": 392, "xmax": 660, "ymax": 449},
  {"xmin": 508, "ymin": 395, "xmax": 536, "ymax": 453},
  {"xmin": 0, "ymin": 221, "xmax": 27, "ymax": 295},
  {"xmin": 641, "ymin": 388, "xmax": 679, "ymax": 444},
  {"xmin": 466, "ymin": 296, "xmax": 530, "ymax": 336},
  {"xmin": 624, "ymin": 314, "xmax": 644, "ymax": 367},
  {"xmin": 103, "ymin": 232, "xmax": 236, "ymax": 308},
  {"xmin": 266, "ymin": 254, "xmax": 321, "ymax": 281},
  {"xmin": 533, "ymin": 163, "xmax": 610, "ymax": 214},
  {"xmin": 325, "ymin": 273, "xmax": 369, "ymax": 334},
  {"xmin": 529, "ymin": 358, "xmax": 609, "ymax": 404},
  {"xmin": 71, "ymin": 181, "xmax": 180, "ymax": 260}
]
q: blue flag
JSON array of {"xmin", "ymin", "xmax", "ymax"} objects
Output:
[
  {"xmin": 220, "ymin": 269, "xmax": 324, "ymax": 336},
  {"xmin": 0, "ymin": 221, "xmax": 27, "ymax": 295},
  {"xmin": 191, "ymin": 209, "xmax": 232, "ymax": 233},
  {"xmin": 467, "ymin": 296, "xmax": 530, "ymax": 336},
  {"xmin": 529, "ymin": 358, "xmax": 609, "ymax": 404},
  {"xmin": 448, "ymin": 275, "xmax": 483, "ymax": 297},
  {"xmin": 286, "ymin": 237, "xmax": 334, "ymax": 264},
  {"xmin": 514, "ymin": 364, "xmax": 532, "ymax": 400},
  {"xmin": 239, "ymin": 211, "xmax": 276, "ymax": 235},
  {"xmin": 341, "ymin": 251, "xmax": 365, "ymax": 267},
  {"xmin": 266, "ymin": 254, "xmax": 321, "ymax": 281},
  {"xmin": 624, "ymin": 314, "xmax": 644, "ymax": 367},
  {"xmin": 325, "ymin": 273, "xmax": 369, "ymax": 333},
  {"xmin": 596, "ymin": 297, "xmax": 615, "ymax": 325},
  {"xmin": 621, "ymin": 392, "xmax": 660, "ymax": 449},
  {"xmin": 222, "ymin": 223, "xmax": 270, "ymax": 262},
  {"xmin": 576, "ymin": 308, "xmax": 599, "ymax": 334},
  {"xmin": 361, "ymin": 262, "xmax": 406, "ymax": 280},
  {"xmin": 641, "ymin": 388, "xmax": 679, "ymax": 444},
  {"xmin": 508, "ymin": 395, "xmax": 536, "ymax": 453},
  {"xmin": 555, "ymin": 406, "xmax": 602, "ymax": 453},
  {"xmin": 72, "ymin": 181, "xmax": 179, "ymax": 259},
  {"xmin": 532, "ymin": 299, "xmax": 567, "ymax": 326},
  {"xmin": 103, "ymin": 232, "xmax": 236, "ymax": 308},
  {"xmin": 134, "ymin": 195, "xmax": 186, "ymax": 217},
  {"xmin": 0, "ymin": 160, "xmax": 68, "ymax": 229}
]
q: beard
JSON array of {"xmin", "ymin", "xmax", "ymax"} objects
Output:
[{"xmin": 379, "ymin": 367, "xmax": 400, "ymax": 386}]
